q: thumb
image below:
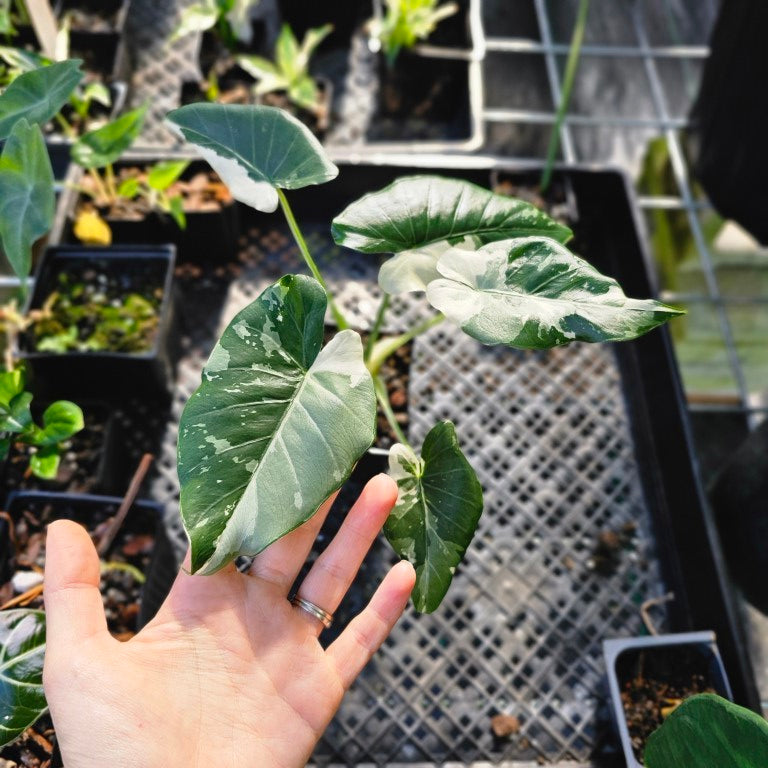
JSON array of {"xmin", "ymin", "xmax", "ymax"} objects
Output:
[{"xmin": 44, "ymin": 519, "xmax": 108, "ymax": 649}]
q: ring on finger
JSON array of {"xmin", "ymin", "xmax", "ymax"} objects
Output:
[{"xmin": 291, "ymin": 595, "xmax": 334, "ymax": 629}]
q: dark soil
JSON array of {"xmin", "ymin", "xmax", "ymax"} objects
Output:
[
  {"xmin": 0, "ymin": 494, "xmax": 159, "ymax": 767},
  {"xmin": 616, "ymin": 644, "xmax": 720, "ymax": 762},
  {"xmin": 27, "ymin": 259, "xmax": 165, "ymax": 355}
]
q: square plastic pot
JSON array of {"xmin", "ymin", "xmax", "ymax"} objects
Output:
[
  {"xmin": 19, "ymin": 244, "xmax": 177, "ymax": 402},
  {"xmin": 604, "ymin": 632, "xmax": 733, "ymax": 767}
]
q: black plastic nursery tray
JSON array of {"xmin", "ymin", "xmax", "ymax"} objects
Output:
[{"xmin": 60, "ymin": 161, "xmax": 754, "ymax": 766}]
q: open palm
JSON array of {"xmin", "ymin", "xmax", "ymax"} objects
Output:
[{"xmin": 43, "ymin": 474, "xmax": 415, "ymax": 768}]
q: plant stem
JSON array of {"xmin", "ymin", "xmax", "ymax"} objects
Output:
[
  {"xmin": 105, "ymin": 163, "xmax": 118, "ymax": 202},
  {"xmin": 367, "ymin": 313, "xmax": 445, "ymax": 377},
  {"xmin": 364, "ymin": 293, "xmax": 390, "ymax": 361},
  {"xmin": 88, "ymin": 168, "xmax": 111, "ymax": 205},
  {"xmin": 540, "ymin": 0, "xmax": 590, "ymax": 193},
  {"xmin": 374, "ymin": 374, "xmax": 409, "ymax": 449},
  {"xmin": 54, "ymin": 112, "xmax": 76, "ymax": 140},
  {"xmin": 277, "ymin": 188, "xmax": 349, "ymax": 330},
  {"xmin": 100, "ymin": 561, "xmax": 146, "ymax": 584}
]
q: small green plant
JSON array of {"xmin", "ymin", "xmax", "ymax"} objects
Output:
[
  {"xmin": 645, "ymin": 693, "xmax": 768, "ymax": 767},
  {"xmin": 172, "ymin": 0, "xmax": 261, "ymax": 48},
  {"xmin": 0, "ymin": 117, "xmax": 84, "ymax": 479},
  {"xmin": 68, "ymin": 104, "xmax": 189, "ymax": 240},
  {"xmin": 369, "ymin": 0, "xmax": 459, "ymax": 66},
  {"xmin": 237, "ymin": 23, "xmax": 332, "ymax": 117},
  {"xmin": 165, "ymin": 103, "xmax": 682, "ymax": 610}
]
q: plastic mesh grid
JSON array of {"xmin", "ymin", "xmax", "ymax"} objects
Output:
[{"xmin": 139, "ymin": 221, "xmax": 669, "ymax": 765}]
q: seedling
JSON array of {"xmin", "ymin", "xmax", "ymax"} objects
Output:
[
  {"xmin": 237, "ymin": 23, "xmax": 332, "ymax": 118},
  {"xmin": 165, "ymin": 103, "xmax": 682, "ymax": 612},
  {"xmin": 0, "ymin": 117, "xmax": 84, "ymax": 478},
  {"xmin": 172, "ymin": 0, "xmax": 262, "ymax": 48},
  {"xmin": 369, "ymin": 0, "xmax": 459, "ymax": 66}
]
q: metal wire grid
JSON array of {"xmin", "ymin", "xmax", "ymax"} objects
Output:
[
  {"xmin": 481, "ymin": 0, "xmax": 764, "ymax": 426},
  {"xmin": 138, "ymin": 226, "xmax": 670, "ymax": 766}
]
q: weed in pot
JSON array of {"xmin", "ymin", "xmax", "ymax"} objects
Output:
[
  {"xmin": 237, "ymin": 23, "xmax": 333, "ymax": 135},
  {"xmin": 165, "ymin": 103, "xmax": 682, "ymax": 613},
  {"xmin": 0, "ymin": 118, "xmax": 84, "ymax": 482}
]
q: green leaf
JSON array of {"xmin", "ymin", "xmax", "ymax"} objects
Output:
[
  {"xmin": 386, "ymin": 421, "xmax": 483, "ymax": 613},
  {"xmin": 331, "ymin": 175, "xmax": 573, "ymax": 254},
  {"xmin": 275, "ymin": 24, "xmax": 300, "ymax": 81},
  {"xmin": 38, "ymin": 400, "xmax": 84, "ymax": 445},
  {"xmin": 0, "ymin": 119, "xmax": 54, "ymax": 280},
  {"xmin": 0, "ymin": 610, "xmax": 47, "ymax": 747},
  {"xmin": 71, "ymin": 104, "xmax": 147, "ymax": 169},
  {"xmin": 0, "ymin": 46, "xmax": 49, "ymax": 77},
  {"xmin": 227, "ymin": 0, "xmax": 260, "ymax": 44},
  {"xmin": 3, "ymin": 391, "xmax": 33, "ymax": 433},
  {"xmin": 29, "ymin": 444, "xmax": 60, "ymax": 479},
  {"xmin": 117, "ymin": 176, "xmax": 140, "ymax": 198},
  {"xmin": 236, "ymin": 54, "xmax": 281, "ymax": 79},
  {"xmin": 79, "ymin": 81, "xmax": 112, "ymax": 109},
  {"xmin": 425, "ymin": 237, "xmax": 684, "ymax": 348},
  {"xmin": 645, "ymin": 694, "xmax": 768, "ymax": 768},
  {"xmin": 0, "ymin": 368, "xmax": 25, "ymax": 409},
  {"xmin": 288, "ymin": 76, "xmax": 318, "ymax": 112},
  {"xmin": 298, "ymin": 24, "xmax": 333, "ymax": 72},
  {"xmin": 147, "ymin": 160, "xmax": 189, "ymax": 192},
  {"xmin": 170, "ymin": 0, "xmax": 220, "ymax": 42},
  {"xmin": 178, "ymin": 274, "xmax": 376, "ymax": 575},
  {"xmin": 168, "ymin": 194, "xmax": 186, "ymax": 229},
  {"xmin": 166, "ymin": 104, "xmax": 338, "ymax": 212},
  {"xmin": 0, "ymin": 59, "xmax": 83, "ymax": 139}
]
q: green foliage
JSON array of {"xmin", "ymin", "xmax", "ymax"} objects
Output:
[
  {"xmin": 178, "ymin": 275, "xmax": 376, "ymax": 575},
  {"xmin": 166, "ymin": 104, "xmax": 338, "ymax": 212},
  {"xmin": 71, "ymin": 103, "xmax": 147, "ymax": 169},
  {"xmin": 0, "ymin": 118, "xmax": 54, "ymax": 281},
  {"xmin": 370, "ymin": 0, "xmax": 459, "ymax": 65},
  {"xmin": 31, "ymin": 272, "xmax": 161, "ymax": 354},
  {"xmin": 0, "ymin": 610, "xmax": 47, "ymax": 746},
  {"xmin": 112, "ymin": 161, "xmax": 190, "ymax": 230},
  {"xmin": 0, "ymin": 368, "xmax": 83, "ymax": 479},
  {"xmin": 645, "ymin": 694, "xmax": 768, "ymax": 768},
  {"xmin": 237, "ymin": 23, "xmax": 332, "ymax": 114},
  {"xmin": 386, "ymin": 421, "xmax": 483, "ymax": 612},
  {"xmin": 0, "ymin": 59, "xmax": 83, "ymax": 139},
  {"xmin": 172, "ymin": 0, "xmax": 261, "ymax": 47}
]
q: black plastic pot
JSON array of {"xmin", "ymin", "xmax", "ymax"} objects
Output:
[
  {"xmin": 0, "ymin": 400, "xmax": 120, "ymax": 505},
  {"xmin": 62, "ymin": 161, "xmax": 240, "ymax": 264},
  {"xmin": 603, "ymin": 632, "xmax": 733, "ymax": 767},
  {"xmin": 0, "ymin": 490, "xmax": 176, "ymax": 629},
  {"xmin": 19, "ymin": 245, "xmax": 177, "ymax": 402}
]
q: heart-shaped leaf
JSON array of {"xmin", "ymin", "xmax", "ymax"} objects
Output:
[
  {"xmin": 165, "ymin": 104, "xmax": 338, "ymax": 213},
  {"xmin": 0, "ymin": 610, "xmax": 47, "ymax": 747},
  {"xmin": 178, "ymin": 274, "xmax": 376, "ymax": 575},
  {"xmin": 426, "ymin": 237, "xmax": 684, "ymax": 348},
  {"xmin": 386, "ymin": 421, "xmax": 483, "ymax": 613},
  {"xmin": 645, "ymin": 694, "xmax": 768, "ymax": 768},
  {"xmin": 38, "ymin": 400, "xmax": 84, "ymax": 445},
  {"xmin": 331, "ymin": 175, "xmax": 573, "ymax": 254},
  {"xmin": 0, "ymin": 119, "xmax": 54, "ymax": 280},
  {"xmin": 0, "ymin": 59, "xmax": 83, "ymax": 139},
  {"xmin": 71, "ymin": 104, "xmax": 147, "ymax": 169}
]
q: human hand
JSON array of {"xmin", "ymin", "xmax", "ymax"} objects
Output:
[{"xmin": 43, "ymin": 474, "xmax": 415, "ymax": 768}]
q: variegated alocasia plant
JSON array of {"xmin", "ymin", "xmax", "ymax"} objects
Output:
[{"xmin": 167, "ymin": 103, "xmax": 682, "ymax": 613}]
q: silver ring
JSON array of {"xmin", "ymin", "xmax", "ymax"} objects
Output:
[{"xmin": 291, "ymin": 595, "xmax": 334, "ymax": 629}]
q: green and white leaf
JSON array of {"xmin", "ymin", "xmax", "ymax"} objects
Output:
[
  {"xmin": 331, "ymin": 175, "xmax": 573, "ymax": 254},
  {"xmin": 645, "ymin": 694, "xmax": 768, "ymax": 768},
  {"xmin": 170, "ymin": 0, "xmax": 220, "ymax": 42},
  {"xmin": 297, "ymin": 24, "xmax": 333, "ymax": 72},
  {"xmin": 386, "ymin": 421, "xmax": 483, "ymax": 613},
  {"xmin": 237, "ymin": 54, "xmax": 280, "ymax": 80},
  {"xmin": 0, "ymin": 59, "xmax": 83, "ymax": 139},
  {"xmin": 378, "ymin": 236, "xmax": 478, "ymax": 294},
  {"xmin": 275, "ymin": 23, "xmax": 300, "ymax": 81},
  {"xmin": 71, "ymin": 104, "xmax": 147, "ymax": 169},
  {"xmin": 178, "ymin": 274, "xmax": 376, "ymax": 575},
  {"xmin": 227, "ymin": 0, "xmax": 261, "ymax": 44},
  {"xmin": 426, "ymin": 237, "xmax": 684, "ymax": 348},
  {"xmin": 166, "ymin": 104, "xmax": 338, "ymax": 213},
  {"xmin": 0, "ymin": 610, "xmax": 47, "ymax": 747},
  {"xmin": 0, "ymin": 119, "xmax": 54, "ymax": 280}
]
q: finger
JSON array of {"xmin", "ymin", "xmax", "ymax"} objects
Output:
[
  {"xmin": 44, "ymin": 520, "xmax": 109, "ymax": 649},
  {"xmin": 326, "ymin": 560, "xmax": 415, "ymax": 690},
  {"xmin": 248, "ymin": 490, "xmax": 339, "ymax": 593},
  {"xmin": 293, "ymin": 474, "xmax": 397, "ymax": 635}
]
